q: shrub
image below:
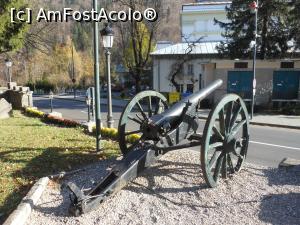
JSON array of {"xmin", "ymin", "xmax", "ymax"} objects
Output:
[
  {"xmin": 280, "ymin": 103, "xmax": 300, "ymax": 115},
  {"xmin": 35, "ymin": 79, "xmax": 56, "ymax": 93},
  {"xmin": 126, "ymin": 134, "xmax": 141, "ymax": 144},
  {"xmin": 44, "ymin": 115, "xmax": 80, "ymax": 127},
  {"xmin": 25, "ymin": 107, "xmax": 45, "ymax": 118},
  {"xmin": 120, "ymin": 92, "xmax": 126, "ymax": 99},
  {"xmin": 91, "ymin": 126, "xmax": 140, "ymax": 144}
]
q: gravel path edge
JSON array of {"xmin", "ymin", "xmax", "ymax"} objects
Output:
[{"xmin": 3, "ymin": 177, "xmax": 49, "ymax": 225}]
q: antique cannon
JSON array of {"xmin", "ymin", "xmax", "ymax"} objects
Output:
[{"xmin": 67, "ymin": 79, "xmax": 250, "ymax": 216}]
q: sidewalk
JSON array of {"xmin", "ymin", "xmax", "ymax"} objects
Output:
[
  {"xmin": 198, "ymin": 110, "xmax": 300, "ymax": 130},
  {"xmin": 52, "ymin": 95, "xmax": 300, "ymax": 130}
]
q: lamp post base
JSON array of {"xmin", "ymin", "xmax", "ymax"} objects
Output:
[{"xmin": 107, "ymin": 117, "xmax": 114, "ymax": 128}]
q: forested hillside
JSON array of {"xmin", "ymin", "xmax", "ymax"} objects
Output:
[{"xmin": 0, "ymin": 0, "xmax": 191, "ymax": 89}]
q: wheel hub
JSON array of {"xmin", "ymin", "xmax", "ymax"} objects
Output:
[
  {"xmin": 223, "ymin": 137, "xmax": 237, "ymax": 153},
  {"xmin": 140, "ymin": 121, "xmax": 159, "ymax": 140}
]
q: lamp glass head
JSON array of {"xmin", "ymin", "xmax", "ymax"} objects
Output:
[
  {"xmin": 101, "ymin": 24, "xmax": 114, "ymax": 49},
  {"xmin": 5, "ymin": 60, "xmax": 12, "ymax": 68}
]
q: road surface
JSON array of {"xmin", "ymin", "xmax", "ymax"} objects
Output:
[{"xmin": 33, "ymin": 96, "xmax": 300, "ymax": 168}]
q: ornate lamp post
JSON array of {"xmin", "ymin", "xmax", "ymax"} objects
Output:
[
  {"xmin": 250, "ymin": 0, "xmax": 258, "ymax": 119},
  {"xmin": 5, "ymin": 59, "xmax": 13, "ymax": 83},
  {"xmin": 101, "ymin": 23, "xmax": 114, "ymax": 128}
]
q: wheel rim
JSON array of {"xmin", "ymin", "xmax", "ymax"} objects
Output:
[
  {"xmin": 201, "ymin": 94, "xmax": 249, "ymax": 188},
  {"xmin": 118, "ymin": 91, "xmax": 168, "ymax": 155}
]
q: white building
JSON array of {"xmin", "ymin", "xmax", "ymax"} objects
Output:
[
  {"xmin": 151, "ymin": 42, "xmax": 219, "ymax": 94},
  {"xmin": 152, "ymin": 1, "xmax": 229, "ymax": 95},
  {"xmin": 181, "ymin": 1, "xmax": 231, "ymax": 42},
  {"xmin": 151, "ymin": 1, "xmax": 300, "ymax": 105}
]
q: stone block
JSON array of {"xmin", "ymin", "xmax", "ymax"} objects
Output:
[
  {"xmin": 13, "ymin": 86, "xmax": 22, "ymax": 92},
  {"xmin": 48, "ymin": 112, "xmax": 63, "ymax": 118},
  {"xmin": 0, "ymin": 98, "xmax": 12, "ymax": 119},
  {"xmin": 7, "ymin": 82, "xmax": 17, "ymax": 90},
  {"xmin": 21, "ymin": 87, "xmax": 30, "ymax": 92},
  {"xmin": 82, "ymin": 121, "xmax": 96, "ymax": 133}
]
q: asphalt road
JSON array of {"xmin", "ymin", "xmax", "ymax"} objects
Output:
[{"xmin": 33, "ymin": 96, "xmax": 300, "ymax": 168}]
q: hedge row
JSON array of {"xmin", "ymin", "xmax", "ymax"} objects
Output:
[
  {"xmin": 92, "ymin": 127, "xmax": 141, "ymax": 143},
  {"xmin": 24, "ymin": 107, "xmax": 141, "ymax": 143},
  {"xmin": 24, "ymin": 107, "xmax": 80, "ymax": 127}
]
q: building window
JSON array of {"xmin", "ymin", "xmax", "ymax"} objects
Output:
[
  {"xmin": 187, "ymin": 84, "xmax": 194, "ymax": 93},
  {"xmin": 187, "ymin": 64, "xmax": 194, "ymax": 75},
  {"xmin": 234, "ymin": 62, "xmax": 248, "ymax": 69},
  {"xmin": 179, "ymin": 84, "xmax": 184, "ymax": 93},
  {"xmin": 281, "ymin": 61, "xmax": 294, "ymax": 69}
]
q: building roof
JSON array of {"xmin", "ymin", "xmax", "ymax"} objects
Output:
[
  {"xmin": 184, "ymin": 1, "xmax": 231, "ymax": 5},
  {"xmin": 182, "ymin": 2, "xmax": 231, "ymax": 12},
  {"xmin": 151, "ymin": 42, "xmax": 220, "ymax": 56}
]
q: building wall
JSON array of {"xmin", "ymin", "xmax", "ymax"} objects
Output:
[
  {"xmin": 181, "ymin": 3, "xmax": 230, "ymax": 42},
  {"xmin": 213, "ymin": 60, "xmax": 300, "ymax": 104},
  {"xmin": 153, "ymin": 57, "xmax": 300, "ymax": 105},
  {"xmin": 153, "ymin": 58, "xmax": 208, "ymax": 93}
]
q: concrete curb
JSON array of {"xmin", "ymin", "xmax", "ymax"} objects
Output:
[
  {"xmin": 279, "ymin": 158, "xmax": 300, "ymax": 168},
  {"xmin": 3, "ymin": 177, "xmax": 49, "ymax": 225},
  {"xmin": 249, "ymin": 121, "xmax": 300, "ymax": 130},
  {"xmin": 198, "ymin": 116, "xmax": 300, "ymax": 130},
  {"xmin": 3, "ymin": 168, "xmax": 86, "ymax": 225}
]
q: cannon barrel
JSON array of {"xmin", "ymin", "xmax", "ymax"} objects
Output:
[{"xmin": 151, "ymin": 79, "xmax": 223, "ymax": 127}]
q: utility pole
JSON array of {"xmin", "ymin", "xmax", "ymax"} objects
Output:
[
  {"xmin": 250, "ymin": 0, "xmax": 258, "ymax": 119},
  {"xmin": 71, "ymin": 44, "xmax": 76, "ymax": 99},
  {"xmin": 93, "ymin": 0, "xmax": 102, "ymax": 152}
]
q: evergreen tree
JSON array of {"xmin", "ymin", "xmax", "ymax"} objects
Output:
[
  {"xmin": 0, "ymin": 0, "xmax": 29, "ymax": 54},
  {"xmin": 215, "ymin": 0, "xmax": 291, "ymax": 59},
  {"xmin": 72, "ymin": 22, "xmax": 92, "ymax": 52},
  {"xmin": 290, "ymin": 0, "xmax": 300, "ymax": 50}
]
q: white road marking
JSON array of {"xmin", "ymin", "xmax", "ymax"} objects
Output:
[
  {"xmin": 250, "ymin": 141, "xmax": 300, "ymax": 151},
  {"xmin": 80, "ymin": 111, "xmax": 88, "ymax": 114}
]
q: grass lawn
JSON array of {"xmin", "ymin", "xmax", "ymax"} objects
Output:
[{"xmin": 0, "ymin": 111, "xmax": 120, "ymax": 222}]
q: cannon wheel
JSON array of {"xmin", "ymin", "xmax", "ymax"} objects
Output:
[
  {"xmin": 201, "ymin": 94, "xmax": 249, "ymax": 188},
  {"xmin": 118, "ymin": 91, "xmax": 168, "ymax": 155}
]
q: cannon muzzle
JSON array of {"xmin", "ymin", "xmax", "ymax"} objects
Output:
[{"xmin": 150, "ymin": 79, "xmax": 223, "ymax": 129}]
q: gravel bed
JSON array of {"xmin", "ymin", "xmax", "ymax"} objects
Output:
[{"xmin": 27, "ymin": 149, "xmax": 300, "ymax": 225}]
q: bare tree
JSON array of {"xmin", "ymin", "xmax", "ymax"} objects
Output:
[
  {"xmin": 115, "ymin": 0, "xmax": 167, "ymax": 93},
  {"xmin": 168, "ymin": 36, "xmax": 203, "ymax": 92},
  {"xmin": 24, "ymin": 23, "xmax": 56, "ymax": 54}
]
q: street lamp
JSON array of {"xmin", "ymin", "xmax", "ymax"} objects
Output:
[
  {"xmin": 101, "ymin": 23, "xmax": 114, "ymax": 128},
  {"xmin": 250, "ymin": 0, "xmax": 258, "ymax": 119},
  {"xmin": 5, "ymin": 59, "xmax": 12, "ymax": 83}
]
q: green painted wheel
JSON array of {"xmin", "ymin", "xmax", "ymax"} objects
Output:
[
  {"xmin": 201, "ymin": 94, "xmax": 250, "ymax": 188},
  {"xmin": 118, "ymin": 91, "xmax": 168, "ymax": 155}
]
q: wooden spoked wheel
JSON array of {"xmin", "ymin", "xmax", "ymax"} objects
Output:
[
  {"xmin": 201, "ymin": 94, "xmax": 250, "ymax": 188},
  {"xmin": 118, "ymin": 91, "xmax": 168, "ymax": 155}
]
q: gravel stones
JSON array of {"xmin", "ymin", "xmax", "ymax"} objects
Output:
[{"xmin": 27, "ymin": 150, "xmax": 300, "ymax": 225}]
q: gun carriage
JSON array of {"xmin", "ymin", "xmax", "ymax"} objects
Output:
[{"xmin": 67, "ymin": 79, "xmax": 250, "ymax": 216}]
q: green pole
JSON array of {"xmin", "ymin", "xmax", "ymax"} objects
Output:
[
  {"xmin": 251, "ymin": 0, "xmax": 258, "ymax": 120},
  {"xmin": 93, "ymin": 0, "xmax": 101, "ymax": 152}
]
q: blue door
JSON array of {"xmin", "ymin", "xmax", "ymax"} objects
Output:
[
  {"xmin": 273, "ymin": 71, "xmax": 300, "ymax": 99},
  {"xmin": 228, "ymin": 71, "xmax": 253, "ymax": 99}
]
